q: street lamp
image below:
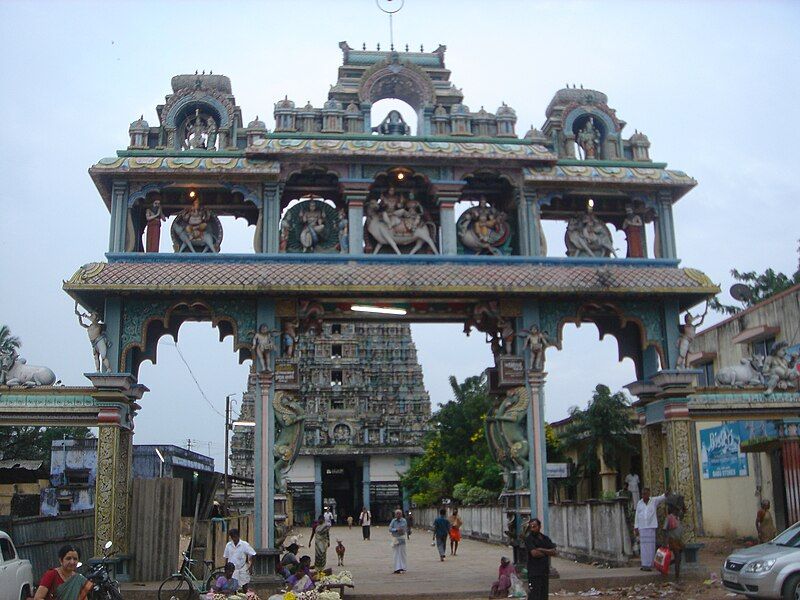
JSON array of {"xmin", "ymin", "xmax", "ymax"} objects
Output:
[
  {"xmin": 224, "ymin": 393, "xmax": 255, "ymax": 513},
  {"xmin": 155, "ymin": 447, "xmax": 165, "ymax": 478}
]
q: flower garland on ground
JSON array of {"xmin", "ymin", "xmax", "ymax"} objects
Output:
[{"xmin": 317, "ymin": 570, "xmax": 354, "ymax": 586}]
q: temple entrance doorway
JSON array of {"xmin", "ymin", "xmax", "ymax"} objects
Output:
[{"xmin": 321, "ymin": 459, "xmax": 362, "ymax": 526}]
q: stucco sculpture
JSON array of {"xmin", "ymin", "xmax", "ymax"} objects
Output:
[
  {"xmin": 763, "ymin": 341, "xmax": 799, "ymax": 394},
  {"xmin": 273, "ymin": 391, "xmax": 305, "ymax": 492},
  {"xmin": 75, "ymin": 304, "xmax": 111, "ymax": 372},
  {"xmin": 714, "ymin": 355, "xmax": 766, "ymax": 388},
  {"xmin": 485, "ymin": 387, "xmax": 530, "ymax": 490},
  {"xmin": 520, "ymin": 326, "xmax": 558, "ymax": 371},
  {"xmin": 364, "ymin": 188, "xmax": 438, "ymax": 254},
  {"xmin": 252, "ymin": 324, "xmax": 278, "ymax": 373},
  {"xmin": 0, "ymin": 351, "xmax": 56, "ymax": 387},
  {"xmin": 171, "ymin": 198, "xmax": 222, "ymax": 253},
  {"xmin": 676, "ymin": 305, "xmax": 708, "ymax": 369},
  {"xmin": 565, "ymin": 211, "xmax": 616, "ymax": 257},
  {"xmin": 576, "ymin": 117, "xmax": 600, "ymax": 159},
  {"xmin": 457, "ymin": 197, "xmax": 511, "ymax": 255}
]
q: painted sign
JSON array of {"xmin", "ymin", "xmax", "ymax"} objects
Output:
[
  {"xmin": 700, "ymin": 422, "xmax": 749, "ymax": 479},
  {"xmin": 497, "ymin": 356, "xmax": 526, "ymax": 386},
  {"xmin": 546, "ymin": 462, "xmax": 569, "ymax": 478}
]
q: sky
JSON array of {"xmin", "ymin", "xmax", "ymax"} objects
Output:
[{"xmin": 1, "ymin": 1, "xmax": 799, "ymax": 469}]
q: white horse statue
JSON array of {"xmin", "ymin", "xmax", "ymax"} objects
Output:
[{"xmin": 364, "ymin": 199, "xmax": 439, "ymax": 255}]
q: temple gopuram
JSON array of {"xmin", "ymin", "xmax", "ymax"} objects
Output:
[{"xmin": 231, "ymin": 322, "xmax": 430, "ymax": 524}]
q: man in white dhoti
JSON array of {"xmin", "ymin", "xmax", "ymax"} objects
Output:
[
  {"xmin": 625, "ymin": 472, "xmax": 641, "ymax": 506},
  {"xmin": 388, "ymin": 509, "xmax": 408, "ymax": 574},
  {"xmin": 634, "ymin": 487, "xmax": 666, "ymax": 571}
]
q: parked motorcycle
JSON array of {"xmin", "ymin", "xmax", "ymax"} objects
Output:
[{"xmin": 85, "ymin": 541, "xmax": 123, "ymax": 600}]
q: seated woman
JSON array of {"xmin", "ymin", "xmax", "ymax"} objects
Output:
[
  {"xmin": 285, "ymin": 555, "xmax": 315, "ymax": 592},
  {"xmin": 490, "ymin": 556, "xmax": 517, "ymax": 597},
  {"xmin": 208, "ymin": 562, "xmax": 246, "ymax": 599},
  {"xmin": 279, "ymin": 542, "xmax": 301, "ymax": 579}
]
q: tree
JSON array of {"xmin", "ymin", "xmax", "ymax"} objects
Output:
[
  {"xmin": 401, "ymin": 373, "xmax": 503, "ymax": 506},
  {"xmin": 710, "ymin": 239, "xmax": 800, "ymax": 315},
  {"xmin": 559, "ymin": 384, "xmax": 635, "ymax": 498},
  {"xmin": 0, "ymin": 426, "xmax": 94, "ymax": 470},
  {"xmin": 0, "ymin": 325, "xmax": 21, "ymax": 358}
]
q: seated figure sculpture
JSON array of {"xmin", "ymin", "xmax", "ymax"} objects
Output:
[
  {"xmin": 364, "ymin": 187, "xmax": 438, "ymax": 254},
  {"xmin": 171, "ymin": 198, "xmax": 222, "ymax": 253}
]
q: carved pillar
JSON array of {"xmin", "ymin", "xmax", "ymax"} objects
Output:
[
  {"xmin": 254, "ymin": 370, "xmax": 275, "ymax": 548},
  {"xmin": 263, "ymin": 182, "xmax": 282, "ymax": 253},
  {"xmin": 654, "ymin": 190, "xmax": 677, "ymax": 259},
  {"xmin": 95, "ymin": 424, "xmax": 132, "ymax": 555},
  {"xmin": 639, "ymin": 423, "xmax": 665, "ymax": 494},
  {"xmin": 523, "ymin": 191, "xmax": 546, "ymax": 257},
  {"xmin": 109, "ymin": 181, "xmax": 128, "ymax": 253},
  {"xmin": 435, "ymin": 188, "xmax": 460, "ymax": 255},
  {"xmin": 527, "ymin": 371, "xmax": 549, "ymax": 527},
  {"xmin": 343, "ymin": 187, "xmax": 368, "ymax": 254}
]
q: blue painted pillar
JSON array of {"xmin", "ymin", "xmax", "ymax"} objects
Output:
[
  {"xmin": 103, "ymin": 297, "xmax": 123, "ymax": 373},
  {"xmin": 524, "ymin": 191, "xmax": 544, "ymax": 257},
  {"xmin": 419, "ymin": 105, "xmax": 434, "ymax": 136},
  {"xmin": 314, "ymin": 457, "xmax": 323, "ymax": 518},
  {"xmin": 362, "ymin": 456, "xmax": 371, "ymax": 511},
  {"xmin": 516, "ymin": 189, "xmax": 530, "ymax": 256},
  {"xmin": 522, "ymin": 302, "xmax": 549, "ymax": 531},
  {"xmin": 109, "ymin": 181, "xmax": 128, "ymax": 253},
  {"xmin": 655, "ymin": 190, "xmax": 677, "ymax": 259},
  {"xmin": 343, "ymin": 188, "xmax": 368, "ymax": 254},
  {"xmin": 662, "ymin": 298, "xmax": 681, "ymax": 370},
  {"xmin": 254, "ymin": 299, "xmax": 277, "ymax": 548},
  {"xmin": 360, "ymin": 102, "xmax": 372, "ymax": 133},
  {"xmin": 263, "ymin": 182, "xmax": 282, "ymax": 253},
  {"xmin": 436, "ymin": 186, "xmax": 461, "ymax": 255}
]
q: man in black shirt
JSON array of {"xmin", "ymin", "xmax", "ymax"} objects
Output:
[{"xmin": 523, "ymin": 518, "xmax": 557, "ymax": 600}]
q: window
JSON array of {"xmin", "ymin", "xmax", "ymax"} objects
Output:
[
  {"xmin": 332, "ymin": 399, "xmax": 345, "ymax": 410},
  {"xmin": 331, "ymin": 344, "xmax": 342, "ymax": 359},
  {"xmin": 331, "ymin": 370, "xmax": 343, "ymax": 386},
  {"xmin": 752, "ymin": 336, "xmax": 776, "ymax": 358},
  {"xmin": 331, "ymin": 323, "xmax": 342, "ymax": 335},
  {"xmin": 697, "ymin": 362, "xmax": 715, "ymax": 387},
  {"xmin": 0, "ymin": 538, "xmax": 15, "ymax": 561}
]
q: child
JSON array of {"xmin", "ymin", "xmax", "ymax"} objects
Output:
[{"xmin": 335, "ymin": 539, "xmax": 346, "ymax": 566}]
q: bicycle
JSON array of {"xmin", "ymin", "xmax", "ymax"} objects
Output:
[{"xmin": 158, "ymin": 551, "xmax": 224, "ymax": 600}]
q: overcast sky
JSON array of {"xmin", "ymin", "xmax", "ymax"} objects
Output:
[{"xmin": 1, "ymin": 1, "xmax": 798, "ymax": 468}]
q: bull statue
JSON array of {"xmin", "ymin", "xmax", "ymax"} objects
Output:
[
  {"xmin": 1, "ymin": 353, "xmax": 57, "ymax": 387},
  {"xmin": 715, "ymin": 355, "xmax": 765, "ymax": 388}
]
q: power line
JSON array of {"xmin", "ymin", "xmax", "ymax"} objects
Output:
[{"xmin": 164, "ymin": 340, "xmax": 225, "ymax": 419}]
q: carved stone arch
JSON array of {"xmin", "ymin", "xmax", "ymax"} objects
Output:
[
  {"xmin": 358, "ymin": 59, "xmax": 437, "ymax": 110},
  {"xmin": 119, "ymin": 297, "xmax": 257, "ymax": 376},
  {"xmin": 163, "ymin": 90, "xmax": 234, "ymax": 129},
  {"xmin": 221, "ymin": 183, "xmax": 262, "ymax": 209},
  {"xmin": 127, "ymin": 182, "xmax": 174, "ymax": 208},
  {"xmin": 539, "ymin": 299, "xmax": 667, "ymax": 380},
  {"xmin": 281, "ymin": 166, "xmax": 342, "ymax": 210}
]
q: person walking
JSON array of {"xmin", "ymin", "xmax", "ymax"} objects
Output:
[
  {"xmin": 309, "ymin": 514, "xmax": 331, "ymax": 570},
  {"xmin": 449, "ymin": 507, "xmax": 463, "ymax": 556},
  {"xmin": 223, "ymin": 528, "xmax": 257, "ymax": 591},
  {"xmin": 389, "ymin": 508, "xmax": 408, "ymax": 573},
  {"xmin": 359, "ymin": 506, "xmax": 372, "ymax": 541},
  {"xmin": 756, "ymin": 499, "xmax": 777, "ymax": 543},
  {"xmin": 634, "ymin": 487, "xmax": 667, "ymax": 571},
  {"xmin": 524, "ymin": 518, "xmax": 557, "ymax": 600},
  {"xmin": 347, "ymin": 514, "xmax": 354, "ymax": 530},
  {"xmin": 406, "ymin": 511, "xmax": 414, "ymax": 539},
  {"xmin": 433, "ymin": 508, "xmax": 450, "ymax": 561}
]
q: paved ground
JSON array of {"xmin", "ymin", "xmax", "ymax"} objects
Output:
[
  {"xmin": 280, "ymin": 525, "xmax": 666, "ymax": 598},
  {"xmin": 121, "ymin": 529, "xmax": 743, "ymax": 599}
]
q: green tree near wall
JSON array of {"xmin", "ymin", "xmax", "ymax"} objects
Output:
[
  {"xmin": 559, "ymin": 384, "xmax": 634, "ymax": 499},
  {"xmin": 402, "ymin": 374, "xmax": 566, "ymax": 507}
]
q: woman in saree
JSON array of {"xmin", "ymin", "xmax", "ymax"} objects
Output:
[
  {"xmin": 309, "ymin": 514, "xmax": 331, "ymax": 570},
  {"xmin": 33, "ymin": 544, "xmax": 92, "ymax": 600}
]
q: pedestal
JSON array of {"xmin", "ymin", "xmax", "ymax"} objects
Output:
[{"xmin": 249, "ymin": 548, "xmax": 283, "ymax": 590}]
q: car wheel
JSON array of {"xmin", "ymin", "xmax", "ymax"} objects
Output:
[
  {"xmin": 20, "ymin": 586, "xmax": 31, "ymax": 600},
  {"xmin": 783, "ymin": 573, "xmax": 800, "ymax": 600}
]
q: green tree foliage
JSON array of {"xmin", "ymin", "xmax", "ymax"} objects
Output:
[
  {"xmin": 401, "ymin": 374, "xmax": 503, "ymax": 506},
  {"xmin": 559, "ymin": 384, "xmax": 634, "ymax": 498},
  {"xmin": 0, "ymin": 325, "xmax": 21, "ymax": 358},
  {"xmin": 0, "ymin": 426, "xmax": 94, "ymax": 470},
  {"xmin": 710, "ymin": 240, "xmax": 800, "ymax": 316}
]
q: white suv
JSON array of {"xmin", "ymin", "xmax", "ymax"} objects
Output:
[
  {"xmin": 722, "ymin": 521, "xmax": 800, "ymax": 599},
  {"xmin": 0, "ymin": 531, "xmax": 34, "ymax": 600}
]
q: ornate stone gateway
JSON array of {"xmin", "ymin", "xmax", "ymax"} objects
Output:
[{"xmin": 55, "ymin": 44, "xmax": 718, "ymax": 577}]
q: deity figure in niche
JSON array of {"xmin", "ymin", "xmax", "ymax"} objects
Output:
[
  {"xmin": 520, "ymin": 325, "xmax": 558, "ymax": 371},
  {"xmin": 621, "ymin": 206, "xmax": 645, "ymax": 258},
  {"xmin": 171, "ymin": 197, "xmax": 222, "ymax": 253},
  {"xmin": 75, "ymin": 303, "xmax": 111, "ymax": 372},
  {"xmin": 252, "ymin": 323, "xmax": 279, "ymax": 373},
  {"xmin": 337, "ymin": 208, "xmax": 349, "ymax": 253},
  {"xmin": 273, "ymin": 391, "xmax": 305, "ymax": 492},
  {"xmin": 282, "ymin": 320, "xmax": 298, "ymax": 358},
  {"xmin": 299, "ymin": 200, "xmax": 327, "ymax": 252},
  {"xmin": 457, "ymin": 197, "xmax": 512, "ymax": 255},
  {"xmin": 183, "ymin": 108, "xmax": 217, "ymax": 150},
  {"xmin": 576, "ymin": 117, "xmax": 601, "ymax": 159},
  {"xmin": 675, "ymin": 304, "xmax": 708, "ymax": 369},
  {"xmin": 565, "ymin": 211, "xmax": 616, "ymax": 257},
  {"xmin": 144, "ymin": 197, "xmax": 166, "ymax": 252},
  {"xmin": 364, "ymin": 187, "xmax": 438, "ymax": 254}
]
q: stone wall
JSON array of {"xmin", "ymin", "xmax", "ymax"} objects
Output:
[{"xmin": 415, "ymin": 500, "xmax": 633, "ymax": 565}]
